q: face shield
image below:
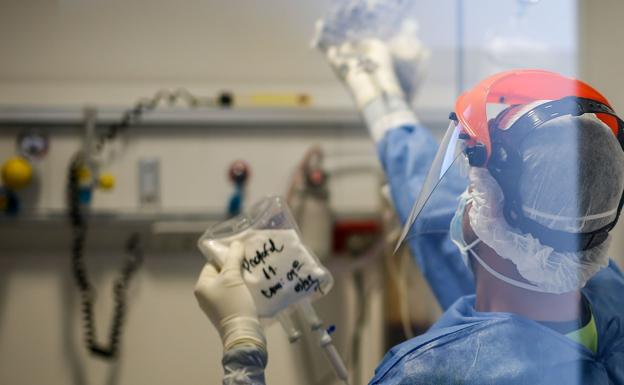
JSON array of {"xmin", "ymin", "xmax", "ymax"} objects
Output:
[
  {"xmin": 396, "ymin": 118, "xmax": 469, "ymax": 251},
  {"xmin": 396, "ymin": 69, "xmax": 624, "ymax": 255}
]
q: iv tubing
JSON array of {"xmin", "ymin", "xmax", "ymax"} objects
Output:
[{"xmin": 299, "ymin": 300, "xmax": 350, "ymax": 385}]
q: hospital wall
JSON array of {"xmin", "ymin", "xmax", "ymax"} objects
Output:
[{"xmin": 0, "ymin": 1, "xmax": 621, "ymax": 385}]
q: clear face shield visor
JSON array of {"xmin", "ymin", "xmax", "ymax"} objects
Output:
[{"xmin": 395, "ymin": 119, "xmax": 470, "ymax": 251}]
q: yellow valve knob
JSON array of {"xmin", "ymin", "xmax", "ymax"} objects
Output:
[
  {"xmin": 1, "ymin": 156, "xmax": 33, "ymax": 190},
  {"xmin": 78, "ymin": 166, "xmax": 92, "ymax": 183},
  {"xmin": 98, "ymin": 173, "xmax": 115, "ymax": 190}
]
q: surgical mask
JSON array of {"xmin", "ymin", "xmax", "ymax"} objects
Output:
[
  {"xmin": 449, "ymin": 191, "xmax": 479, "ymax": 266},
  {"xmin": 450, "ymin": 190, "xmax": 552, "ymax": 293}
]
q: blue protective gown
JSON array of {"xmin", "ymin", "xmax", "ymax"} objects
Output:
[{"xmin": 370, "ymin": 121, "xmax": 624, "ymax": 385}]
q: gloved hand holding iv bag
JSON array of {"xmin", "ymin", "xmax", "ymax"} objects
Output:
[
  {"xmin": 196, "ymin": 196, "xmax": 349, "ymax": 385},
  {"xmin": 195, "ymin": 241, "xmax": 266, "ymax": 352},
  {"xmin": 197, "ymin": 196, "xmax": 334, "ymax": 321}
]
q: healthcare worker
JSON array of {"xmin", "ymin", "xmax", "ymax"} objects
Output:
[{"xmin": 194, "ymin": 38, "xmax": 624, "ymax": 384}]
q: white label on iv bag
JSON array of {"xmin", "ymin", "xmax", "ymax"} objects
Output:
[{"xmin": 200, "ymin": 229, "xmax": 332, "ymax": 318}]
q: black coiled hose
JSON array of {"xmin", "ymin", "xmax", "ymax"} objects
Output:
[
  {"xmin": 67, "ymin": 155, "xmax": 143, "ymax": 359},
  {"xmin": 66, "ymin": 88, "xmax": 218, "ymax": 359}
]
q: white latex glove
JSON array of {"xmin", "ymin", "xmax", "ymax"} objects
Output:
[
  {"xmin": 326, "ymin": 39, "xmax": 403, "ymax": 109},
  {"xmin": 194, "ymin": 241, "xmax": 266, "ymax": 352}
]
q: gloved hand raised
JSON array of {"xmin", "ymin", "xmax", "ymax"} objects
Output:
[
  {"xmin": 325, "ymin": 38, "xmax": 421, "ymax": 142},
  {"xmin": 194, "ymin": 241, "xmax": 266, "ymax": 353},
  {"xmin": 326, "ymin": 39, "xmax": 403, "ymax": 109},
  {"xmin": 320, "ymin": 24, "xmax": 429, "ymax": 107}
]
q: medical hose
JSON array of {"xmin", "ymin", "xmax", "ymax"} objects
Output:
[
  {"xmin": 67, "ymin": 155, "xmax": 144, "ymax": 359},
  {"xmin": 66, "ymin": 88, "xmax": 217, "ymax": 359}
]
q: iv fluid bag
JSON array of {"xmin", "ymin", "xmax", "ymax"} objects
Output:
[
  {"xmin": 198, "ymin": 196, "xmax": 334, "ymax": 319},
  {"xmin": 314, "ymin": 0, "xmax": 413, "ymax": 50}
]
